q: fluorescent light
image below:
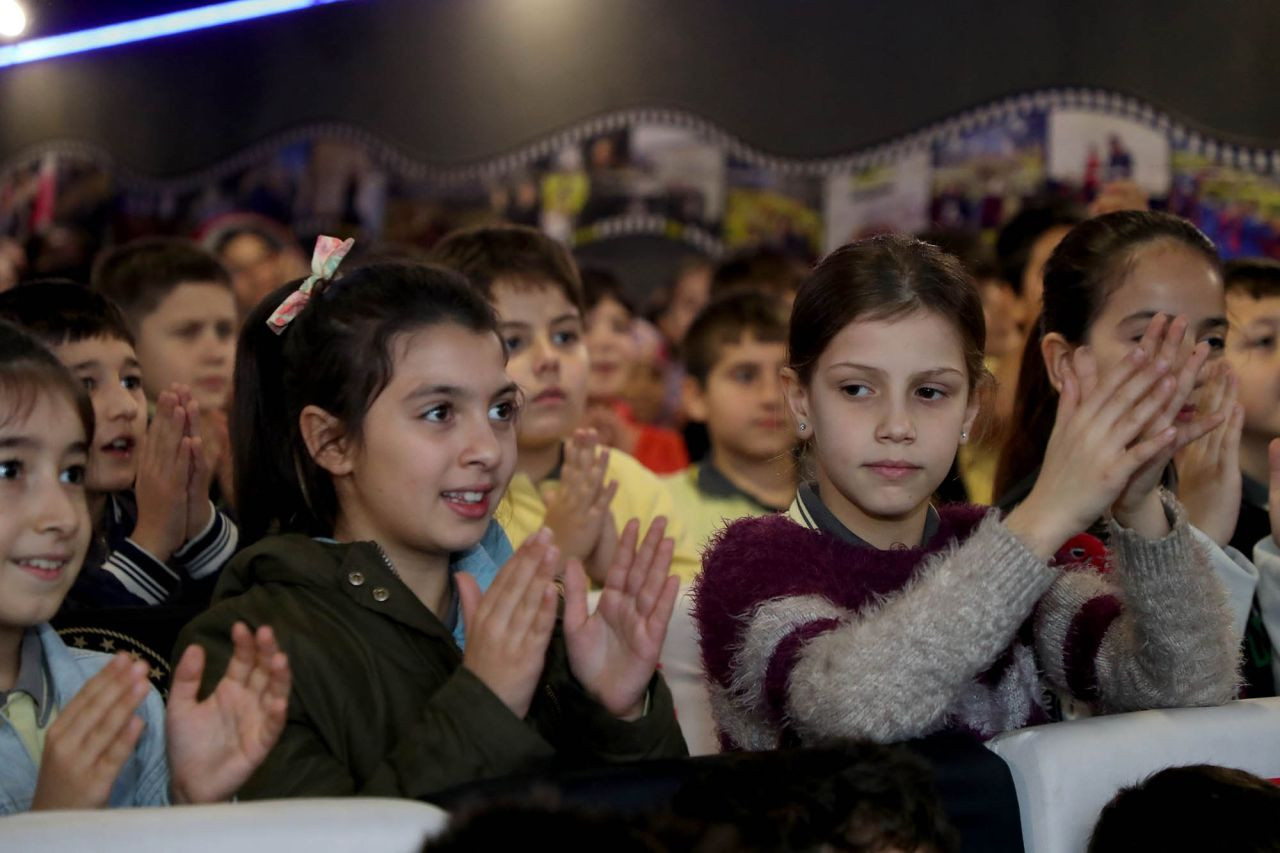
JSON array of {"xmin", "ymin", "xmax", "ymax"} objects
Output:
[
  {"xmin": 0, "ymin": 1, "xmax": 26, "ymax": 39},
  {"xmin": 0, "ymin": 0, "xmax": 350, "ymax": 68}
]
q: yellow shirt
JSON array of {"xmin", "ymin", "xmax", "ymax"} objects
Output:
[
  {"xmin": 499, "ymin": 447, "xmax": 700, "ymax": 584},
  {"xmin": 664, "ymin": 463, "xmax": 789, "ymax": 557}
]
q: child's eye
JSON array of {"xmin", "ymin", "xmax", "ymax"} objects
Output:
[
  {"xmin": 552, "ymin": 330, "xmax": 580, "ymax": 347},
  {"xmin": 1250, "ymin": 335, "xmax": 1277, "ymax": 350},
  {"xmin": 216, "ymin": 321, "xmax": 236, "ymax": 341},
  {"xmin": 489, "ymin": 400, "xmax": 518, "ymax": 422},
  {"xmin": 1203, "ymin": 335, "xmax": 1226, "ymax": 352},
  {"xmin": 731, "ymin": 367, "xmax": 757, "ymax": 384},
  {"xmin": 79, "ymin": 377, "xmax": 96, "ymax": 393},
  {"xmin": 421, "ymin": 404, "xmax": 452, "ymax": 423},
  {"xmin": 840, "ymin": 384, "xmax": 871, "ymax": 398},
  {"xmin": 917, "ymin": 386, "xmax": 948, "ymax": 401},
  {"xmin": 176, "ymin": 324, "xmax": 202, "ymax": 340},
  {"xmin": 60, "ymin": 464, "xmax": 86, "ymax": 486},
  {"xmin": 0, "ymin": 459, "xmax": 22, "ymax": 480},
  {"xmin": 122, "ymin": 375, "xmax": 143, "ymax": 391},
  {"xmin": 503, "ymin": 335, "xmax": 527, "ymax": 354}
]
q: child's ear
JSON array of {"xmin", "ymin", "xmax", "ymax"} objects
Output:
[
  {"xmin": 779, "ymin": 367, "xmax": 810, "ymax": 438},
  {"xmin": 1040, "ymin": 332, "xmax": 1073, "ymax": 394},
  {"xmin": 299, "ymin": 405, "xmax": 354, "ymax": 477},
  {"xmin": 681, "ymin": 376, "xmax": 710, "ymax": 424}
]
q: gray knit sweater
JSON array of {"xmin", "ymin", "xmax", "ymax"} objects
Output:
[{"xmin": 693, "ymin": 490, "xmax": 1241, "ymax": 749}]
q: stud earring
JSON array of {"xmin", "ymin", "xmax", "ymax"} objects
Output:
[
  {"xmin": 799, "ymin": 423, "xmax": 807, "ymax": 432},
  {"xmin": 960, "ymin": 430, "xmax": 968, "ymax": 442}
]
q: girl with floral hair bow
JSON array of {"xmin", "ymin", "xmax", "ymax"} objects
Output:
[{"xmin": 175, "ymin": 238, "xmax": 687, "ymax": 799}]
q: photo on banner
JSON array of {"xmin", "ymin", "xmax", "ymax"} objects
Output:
[
  {"xmin": 1047, "ymin": 108, "xmax": 1171, "ymax": 199},
  {"xmin": 930, "ymin": 109, "xmax": 1047, "ymax": 236},
  {"xmin": 1169, "ymin": 147, "xmax": 1280, "ymax": 260},
  {"xmin": 823, "ymin": 148, "xmax": 932, "ymax": 251}
]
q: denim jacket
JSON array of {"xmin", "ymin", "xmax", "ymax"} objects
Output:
[{"xmin": 0, "ymin": 623, "xmax": 169, "ymax": 814}]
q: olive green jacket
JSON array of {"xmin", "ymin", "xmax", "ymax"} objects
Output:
[{"xmin": 174, "ymin": 533, "xmax": 687, "ymax": 800}]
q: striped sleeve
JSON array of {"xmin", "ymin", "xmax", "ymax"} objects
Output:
[
  {"xmin": 102, "ymin": 540, "xmax": 184, "ymax": 604},
  {"xmin": 169, "ymin": 502, "xmax": 239, "ymax": 580}
]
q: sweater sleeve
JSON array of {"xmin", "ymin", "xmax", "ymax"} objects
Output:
[
  {"xmin": 100, "ymin": 540, "xmax": 184, "ymax": 604},
  {"xmin": 1251, "ymin": 536, "xmax": 1280, "ymax": 691},
  {"xmin": 695, "ymin": 514, "xmax": 1057, "ymax": 747},
  {"xmin": 169, "ymin": 503, "xmax": 239, "ymax": 581},
  {"xmin": 1034, "ymin": 492, "xmax": 1240, "ymax": 713}
]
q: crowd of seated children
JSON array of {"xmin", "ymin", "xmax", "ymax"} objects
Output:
[
  {"xmin": 0, "ymin": 320, "xmax": 288, "ymax": 813},
  {"xmin": 0, "ymin": 283, "xmax": 237, "ymax": 609}
]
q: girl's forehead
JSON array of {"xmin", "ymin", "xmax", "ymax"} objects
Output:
[
  {"xmin": 822, "ymin": 310, "xmax": 968, "ymax": 367},
  {"xmin": 1100, "ymin": 244, "xmax": 1224, "ymax": 320}
]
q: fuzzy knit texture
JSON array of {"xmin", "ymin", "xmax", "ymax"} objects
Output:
[{"xmin": 692, "ymin": 494, "xmax": 1240, "ymax": 749}]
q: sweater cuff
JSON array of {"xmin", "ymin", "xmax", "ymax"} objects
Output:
[{"xmin": 1105, "ymin": 490, "xmax": 1196, "ymax": 591}]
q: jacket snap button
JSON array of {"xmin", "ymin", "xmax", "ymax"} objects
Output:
[
  {"xmin": 372, "ymin": 587, "xmax": 390, "ymax": 602},
  {"xmin": 348, "ymin": 571, "xmax": 365, "ymax": 587}
]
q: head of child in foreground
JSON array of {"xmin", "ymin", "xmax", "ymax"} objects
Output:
[
  {"xmin": 1223, "ymin": 259, "xmax": 1280, "ymax": 475},
  {"xmin": 234, "ymin": 262, "xmax": 518, "ymax": 555},
  {"xmin": 996, "ymin": 211, "xmax": 1225, "ymax": 498},
  {"xmin": 0, "ymin": 282, "xmax": 147, "ymax": 498},
  {"xmin": 1089, "ymin": 764, "xmax": 1280, "ymax": 853},
  {"xmin": 581, "ymin": 268, "xmax": 639, "ymax": 402},
  {"xmin": 429, "ymin": 226, "xmax": 587, "ymax": 456},
  {"xmin": 0, "ymin": 321, "xmax": 94, "ymax": 633},
  {"xmin": 780, "ymin": 235, "xmax": 986, "ymax": 530},
  {"xmin": 92, "ymin": 237, "xmax": 237, "ymax": 414},
  {"xmin": 683, "ymin": 288, "xmax": 795, "ymax": 465}
]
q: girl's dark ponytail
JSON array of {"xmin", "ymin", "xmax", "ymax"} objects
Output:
[{"xmin": 993, "ymin": 315, "xmax": 1058, "ymax": 504}]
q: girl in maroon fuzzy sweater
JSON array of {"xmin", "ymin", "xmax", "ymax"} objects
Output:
[{"xmin": 693, "ymin": 234, "xmax": 1239, "ymax": 750}]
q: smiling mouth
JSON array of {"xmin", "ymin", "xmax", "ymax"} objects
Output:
[
  {"xmin": 100, "ymin": 437, "xmax": 136, "ymax": 457},
  {"xmin": 14, "ymin": 556, "xmax": 70, "ymax": 581}
]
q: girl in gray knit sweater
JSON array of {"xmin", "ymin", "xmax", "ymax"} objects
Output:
[{"xmin": 693, "ymin": 231, "xmax": 1239, "ymax": 749}]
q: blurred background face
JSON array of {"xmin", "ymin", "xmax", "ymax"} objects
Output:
[
  {"xmin": 658, "ymin": 264, "xmax": 711, "ymax": 346},
  {"xmin": 585, "ymin": 295, "xmax": 639, "ymax": 400}
]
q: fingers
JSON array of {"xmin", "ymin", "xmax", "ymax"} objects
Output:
[
  {"xmin": 635, "ymin": 534, "xmax": 676, "ymax": 618},
  {"xmin": 562, "ymin": 557, "xmax": 590, "ymax": 632},
  {"xmin": 456, "ymin": 572, "xmax": 482, "ymax": 638},
  {"xmin": 168, "ymin": 644, "xmax": 206, "ymax": 707},
  {"xmin": 627, "ymin": 516, "xmax": 668, "ymax": 599},
  {"xmin": 486, "ymin": 529, "xmax": 554, "ymax": 629},
  {"xmin": 1269, "ymin": 438, "xmax": 1280, "ymax": 492},
  {"xmin": 1073, "ymin": 345, "xmax": 1147, "ymax": 421},
  {"xmin": 1123, "ymin": 425, "xmax": 1179, "ymax": 475},
  {"xmin": 221, "ymin": 621, "xmax": 257, "ymax": 686},
  {"xmin": 604, "ymin": 519, "xmax": 641, "ymax": 593},
  {"xmin": 502, "ymin": 542, "xmax": 559, "ymax": 644},
  {"xmin": 66, "ymin": 661, "xmax": 150, "ymax": 765}
]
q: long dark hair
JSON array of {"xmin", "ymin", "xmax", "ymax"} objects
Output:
[
  {"xmin": 234, "ymin": 262, "xmax": 501, "ymax": 545},
  {"xmin": 994, "ymin": 211, "xmax": 1220, "ymax": 502}
]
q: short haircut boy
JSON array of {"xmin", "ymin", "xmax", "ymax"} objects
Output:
[
  {"xmin": 1224, "ymin": 257, "xmax": 1280, "ymax": 299},
  {"xmin": 0, "ymin": 280, "xmax": 134, "ymax": 348},
  {"xmin": 428, "ymin": 225, "xmax": 584, "ymax": 313},
  {"xmin": 683, "ymin": 288, "xmax": 789, "ymax": 385},
  {"xmin": 581, "ymin": 267, "xmax": 634, "ymax": 315},
  {"xmin": 92, "ymin": 237, "xmax": 232, "ymax": 332}
]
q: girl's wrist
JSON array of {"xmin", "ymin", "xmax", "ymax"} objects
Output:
[
  {"xmin": 1112, "ymin": 489, "xmax": 1170, "ymax": 539},
  {"xmin": 1002, "ymin": 497, "xmax": 1075, "ymax": 562}
]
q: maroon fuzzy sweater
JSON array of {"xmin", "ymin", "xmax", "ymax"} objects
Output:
[{"xmin": 692, "ymin": 499, "xmax": 1238, "ymax": 749}]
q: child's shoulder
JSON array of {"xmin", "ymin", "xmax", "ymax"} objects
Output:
[
  {"xmin": 603, "ymin": 446, "xmax": 664, "ymax": 483},
  {"xmin": 699, "ymin": 513, "xmax": 825, "ymax": 584}
]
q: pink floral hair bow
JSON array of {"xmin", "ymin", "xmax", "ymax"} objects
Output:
[{"xmin": 266, "ymin": 235, "xmax": 355, "ymax": 334}]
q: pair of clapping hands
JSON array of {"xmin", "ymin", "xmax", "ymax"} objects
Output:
[
  {"xmin": 457, "ymin": 431, "xmax": 680, "ymax": 721},
  {"xmin": 131, "ymin": 384, "xmax": 234, "ymax": 562},
  {"xmin": 31, "ymin": 624, "xmax": 289, "ymax": 810}
]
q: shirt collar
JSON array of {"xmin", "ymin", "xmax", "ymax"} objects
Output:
[
  {"xmin": 696, "ymin": 460, "xmax": 790, "ymax": 513},
  {"xmin": 787, "ymin": 481, "xmax": 939, "ymax": 549},
  {"xmin": 0, "ymin": 627, "xmax": 53, "ymax": 726}
]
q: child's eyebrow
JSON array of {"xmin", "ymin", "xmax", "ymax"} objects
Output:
[
  {"xmin": 549, "ymin": 313, "xmax": 581, "ymax": 325},
  {"xmin": 491, "ymin": 382, "xmax": 520, "ymax": 399},
  {"xmin": 911, "ymin": 367, "xmax": 966, "ymax": 380},
  {"xmin": 827, "ymin": 362, "xmax": 886, "ymax": 376},
  {"xmin": 404, "ymin": 384, "xmax": 465, "ymax": 402},
  {"xmin": 0, "ymin": 435, "xmax": 38, "ymax": 450},
  {"xmin": 68, "ymin": 360, "xmax": 100, "ymax": 371}
]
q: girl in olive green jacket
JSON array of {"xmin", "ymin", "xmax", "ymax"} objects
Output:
[{"xmin": 176, "ymin": 244, "xmax": 686, "ymax": 800}]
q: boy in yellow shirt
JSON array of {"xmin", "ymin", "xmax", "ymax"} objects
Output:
[
  {"xmin": 666, "ymin": 289, "xmax": 797, "ymax": 552},
  {"xmin": 429, "ymin": 226, "xmax": 699, "ymax": 583}
]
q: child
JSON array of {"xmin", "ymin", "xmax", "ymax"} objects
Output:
[
  {"xmin": 580, "ymin": 267, "xmax": 688, "ymax": 475},
  {"xmin": 429, "ymin": 225, "xmax": 699, "ymax": 584},
  {"xmin": 0, "ymin": 320, "xmax": 289, "ymax": 813},
  {"xmin": 92, "ymin": 238, "xmax": 237, "ymax": 418},
  {"xmin": 997, "ymin": 211, "xmax": 1266, "ymax": 685},
  {"xmin": 667, "ymin": 289, "xmax": 796, "ymax": 552},
  {"xmin": 175, "ymin": 245, "xmax": 686, "ymax": 800},
  {"xmin": 93, "ymin": 238, "xmax": 238, "ymax": 502},
  {"xmin": 0, "ymin": 283, "xmax": 238, "ymax": 608},
  {"xmin": 693, "ymin": 233, "xmax": 1238, "ymax": 750},
  {"xmin": 1215, "ymin": 258, "xmax": 1280, "ymax": 694}
]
